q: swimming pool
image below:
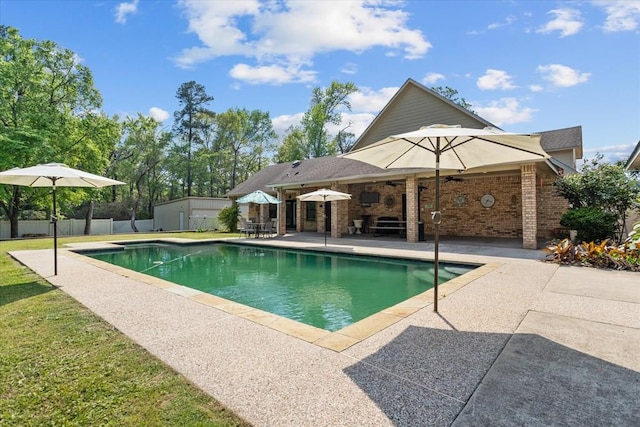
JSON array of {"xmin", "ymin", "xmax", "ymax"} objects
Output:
[{"xmin": 84, "ymin": 242, "xmax": 476, "ymax": 332}]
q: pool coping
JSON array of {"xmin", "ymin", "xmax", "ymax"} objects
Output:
[{"xmin": 65, "ymin": 238, "xmax": 501, "ymax": 352}]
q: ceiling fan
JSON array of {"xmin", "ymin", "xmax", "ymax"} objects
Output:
[{"xmin": 444, "ymin": 176, "xmax": 463, "ymax": 183}]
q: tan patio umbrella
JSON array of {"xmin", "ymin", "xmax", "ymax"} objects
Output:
[
  {"xmin": 297, "ymin": 189, "xmax": 352, "ymax": 246},
  {"xmin": 0, "ymin": 163, "xmax": 125, "ymax": 275},
  {"xmin": 342, "ymin": 125, "xmax": 548, "ymax": 312}
]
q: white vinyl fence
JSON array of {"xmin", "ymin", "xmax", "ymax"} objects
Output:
[{"xmin": 0, "ymin": 219, "xmax": 154, "ymax": 240}]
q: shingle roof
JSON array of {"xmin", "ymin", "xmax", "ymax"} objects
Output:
[
  {"xmin": 226, "ymin": 157, "xmax": 423, "ymax": 197},
  {"xmin": 537, "ymin": 126, "xmax": 582, "ymax": 157},
  {"xmin": 229, "ymin": 125, "xmax": 584, "ymax": 197}
]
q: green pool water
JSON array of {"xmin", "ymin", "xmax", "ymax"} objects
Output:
[{"xmin": 84, "ymin": 242, "xmax": 475, "ymax": 332}]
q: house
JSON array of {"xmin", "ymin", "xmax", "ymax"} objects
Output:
[
  {"xmin": 626, "ymin": 140, "xmax": 640, "ymax": 171},
  {"xmin": 228, "ymin": 79, "xmax": 582, "ymax": 249}
]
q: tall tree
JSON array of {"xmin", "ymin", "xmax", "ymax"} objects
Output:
[
  {"xmin": 216, "ymin": 108, "xmax": 276, "ymax": 190},
  {"xmin": 274, "ymin": 126, "xmax": 306, "ymax": 163},
  {"xmin": 172, "ymin": 81, "xmax": 214, "ymax": 197},
  {"xmin": 0, "ymin": 26, "xmax": 116, "ymax": 237},
  {"xmin": 113, "ymin": 114, "xmax": 170, "ymax": 230},
  {"xmin": 300, "ymin": 81, "xmax": 358, "ymax": 158}
]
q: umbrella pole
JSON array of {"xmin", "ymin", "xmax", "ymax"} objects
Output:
[
  {"xmin": 52, "ymin": 183, "xmax": 58, "ymax": 276},
  {"xmin": 324, "ymin": 197, "xmax": 327, "ymax": 246},
  {"xmin": 433, "ymin": 140, "xmax": 441, "ymax": 313}
]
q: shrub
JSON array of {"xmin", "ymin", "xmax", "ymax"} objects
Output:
[
  {"xmin": 217, "ymin": 205, "xmax": 240, "ymax": 232},
  {"xmin": 544, "ymin": 238, "xmax": 640, "ymax": 271},
  {"xmin": 559, "ymin": 207, "xmax": 617, "ymax": 243}
]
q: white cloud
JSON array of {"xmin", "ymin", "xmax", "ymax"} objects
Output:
[
  {"xmin": 529, "ymin": 84, "xmax": 544, "ymax": 92},
  {"xmin": 115, "ymin": 0, "xmax": 139, "ymax": 25},
  {"xmin": 537, "ymin": 64, "xmax": 591, "ymax": 87},
  {"xmin": 271, "ymin": 113, "xmax": 305, "ymax": 136},
  {"xmin": 474, "ymin": 98, "xmax": 536, "ymax": 126},
  {"xmin": 175, "ymin": 0, "xmax": 431, "ymax": 83},
  {"xmin": 537, "ymin": 8, "xmax": 583, "ymax": 37},
  {"xmin": 349, "ymin": 86, "xmax": 398, "ymax": 114},
  {"xmin": 469, "ymin": 14, "xmax": 516, "ymax": 34},
  {"xmin": 477, "ymin": 69, "xmax": 517, "ymax": 90},
  {"xmin": 149, "ymin": 107, "xmax": 170, "ymax": 122},
  {"xmin": 584, "ymin": 143, "xmax": 635, "ymax": 163},
  {"xmin": 593, "ymin": 0, "xmax": 640, "ymax": 32},
  {"xmin": 340, "ymin": 62, "xmax": 358, "ymax": 75},
  {"xmin": 487, "ymin": 15, "xmax": 516, "ymax": 30},
  {"xmin": 422, "ymin": 73, "xmax": 445, "ymax": 85},
  {"xmin": 326, "ymin": 112, "xmax": 376, "ymax": 140},
  {"xmin": 229, "ymin": 63, "xmax": 316, "ymax": 85}
]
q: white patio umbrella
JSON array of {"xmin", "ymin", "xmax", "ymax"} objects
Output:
[
  {"xmin": 342, "ymin": 125, "xmax": 548, "ymax": 312},
  {"xmin": 297, "ymin": 189, "xmax": 352, "ymax": 246},
  {"xmin": 0, "ymin": 163, "xmax": 125, "ymax": 275}
]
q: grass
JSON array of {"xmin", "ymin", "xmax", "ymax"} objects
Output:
[{"xmin": 0, "ymin": 232, "xmax": 252, "ymax": 427}]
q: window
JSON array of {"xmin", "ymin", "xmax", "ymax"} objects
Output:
[
  {"xmin": 269, "ymin": 204, "xmax": 278, "ymax": 220},
  {"xmin": 305, "ymin": 202, "xmax": 316, "ymax": 221}
]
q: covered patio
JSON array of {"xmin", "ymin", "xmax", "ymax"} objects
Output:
[{"xmin": 258, "ymin": 157, "xmax": 565, "ymax": 250}]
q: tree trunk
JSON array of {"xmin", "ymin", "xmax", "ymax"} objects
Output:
[
  {"xmin": 8, "ymin": 187, "xmax": 21, "ymax": 238},
  {"xmin": 84, "ymin": 200, "xmax": 94, "ymax": 235},
  {"xmin": 9, "ymin": 211, "xmax": 19, "ymax": 239},
  {"xmin": 130, "ymin": 207, "xmax": 139, "ymax": 232}
]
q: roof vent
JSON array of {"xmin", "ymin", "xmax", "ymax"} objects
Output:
[{"xmin": 292, "ymin": 160, "xmax": 301, "ymax": 168}]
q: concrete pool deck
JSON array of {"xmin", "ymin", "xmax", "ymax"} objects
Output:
[{"xmin": 9, "ymin": 234, "xmax": 640, "ymax": 426}]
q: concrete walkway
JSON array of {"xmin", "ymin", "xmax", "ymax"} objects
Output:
[{"xmin": 9, "ymin": 234, "xmax": 639, "ymax": 426}]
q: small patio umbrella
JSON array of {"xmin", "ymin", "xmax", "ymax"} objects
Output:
[
  {"xmin": 342, "ymin": 125, "xmax": 548, "ymax": 312},
  {"xmin": 236, "ymin": 189, "xmax": 281, "ymax": 223},
  {"xmin": 297, "ymin": 189, "xmax": 352, "ymax": 246},
  {"xmin": 236, "ymin": 189, "xmax": 281, "ymax": 205},
  {"xmin": 0, "ymin": 163, "xmax": 125, "ymax": 275}
]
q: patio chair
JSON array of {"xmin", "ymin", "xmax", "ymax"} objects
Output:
[
  {"xmin": 245, "ymin": 222, "xmax": 258, "ymax": 238},
  {"xmin": 238, "ymin": 218, "xmax": 247, "ymax": 237},
  {"xmin": 262, "ymin": 220, "xmax": 275, "ymax": 238}
]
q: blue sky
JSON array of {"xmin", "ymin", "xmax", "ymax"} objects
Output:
[{"xmin": 2, "ymin": 0, "xmax": 639, "ymax": 164}]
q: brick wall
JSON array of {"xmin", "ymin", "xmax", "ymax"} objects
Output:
[
  {"xmin": 537, "ymin": 177, "xmax": 570, "ymax": 240},
  {"xmin": 288, "ymin": 173, "xmax": 569, "ymax": 241},
  {"xmin": 346, "ymin": 173, "xmax": 567, "ymax": 240}
]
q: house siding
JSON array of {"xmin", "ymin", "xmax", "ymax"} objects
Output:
[{"xmin": 356, "ymin": 84, "xmax": 489, "ymax": 148}]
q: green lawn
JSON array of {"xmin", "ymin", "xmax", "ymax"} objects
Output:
[{"xmin": 0, "ymin": 232, "xmax": 251, "ymax": 427}]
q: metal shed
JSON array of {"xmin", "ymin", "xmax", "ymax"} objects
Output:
[{"xmin": 153, "ymin": 197, "xmax": 235, "ymax": 231}]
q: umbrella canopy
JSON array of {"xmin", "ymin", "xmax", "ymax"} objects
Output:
[
  {"xmin": 342, "ymin": 124, "xmax": 548, "ymax": 312},
  {"xmin": 297, "ymin": 188, "xmax": 352, "ymax": 202},
  {"xmin": 0, "ymin": 163, "xmax": 125, "ymax": 188},
  {"xmin": 297, "ymin": 189, "xmax": 352, "ymax": 246},
  {"xmin": 0, "ymin": 163, "xmax": 125, "ymax": 275},
  {"xmin": 344, "ymin": 124, "xmax": 547, "ymax": 171},
  {"xmin": 236, "ymin": 189, "xmax": 281, "ymax": 205}
]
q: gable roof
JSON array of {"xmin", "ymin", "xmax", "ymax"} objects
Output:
[
  {"xmin": 536, "ymin": 126, "xmax": 583, "ymax": 158},
  {"xmin": 352, "ymin": 78, "xmax": 496, "ymax": 151},
  {"xmin": 626, "ymin": 140, "xmax": 640, "ymax": 170}
]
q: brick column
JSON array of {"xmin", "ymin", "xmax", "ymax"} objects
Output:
[
  {"xmin": 277, "ymin": 189, "xmax": 286, "ymax": 236},
  {"xmin": 331, "ymin": 183, "xmax": 349, "ymax": 238},
  {"xmin": 296, "ymin": 195, "xmax": 303, "ymax": 232},
  {"xmin": 521, "ymin": 164, "xmax": 538, "ymax": 249},
  {"xmin": 317, "ymin": 199, "xmax": 325, "ymax": 234},
  {"xmin": 405, "ymin": 175, "xmax": 419, "ymax": 243}
]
